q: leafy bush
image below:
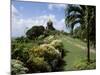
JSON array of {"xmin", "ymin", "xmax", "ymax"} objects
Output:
[
  {"xmin": 37, "ymin": 35, "xmax": 45, "ymax": 40},
  {"xmin": 27, "ymin": 57, "xmax": 51, "ymax": 72},
  {"xmin": 40, "ymin": 44, "xmax": 61, "ymax": 60},
  {"xmin": 11, "ymin": 43, "xmax": 29, "ymax": 63},
  {"xmin": 15, "ymin": 36, "xmax": 30, "ymax": 43},
  {"xmin": 72, "ymin": 60, "xmax": 96, "ymax": 70},
  {"xmin": 43, "ymin": 35, "xmax": 56, "ymax": 44},
  {"xmin": 50, "ymin": 39, "xmax": 65, "ymax": 58},
  {"xmin": 27, "ymin": 39, "xmax": 65, "ymax": 72},
  {"xmin": 11, "ymin": 59, "xmax": 28, "ymax": 75},
  {"xmin": 50, "ymin": 40, "xmax": 62, "ymax": 50},
  {"xmin": 29, "ymin": 44, "xmax": 61, "ymax": 61},
  {"xmin": 26, "ymin": 26, "xmax": 45, "ymax": 40}
]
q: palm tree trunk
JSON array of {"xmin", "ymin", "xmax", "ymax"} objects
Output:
[
  {"xmin": 71, "ymin": 25, "xmax": 74, "ymax": 36},
  {"xmin": 87, "ymin": 23, "xmax": 90, "ymax": 62},
  {"xmin": 71, "ymin": 29, "xmax": 73, "ymax": 35},
  {"xmin": 86, "ymin": 6, "xmax": 90, "ymax": 62}
]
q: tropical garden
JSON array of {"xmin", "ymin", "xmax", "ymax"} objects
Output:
[{"xmin": 11, "ymin": 4, "xmax": 96, "ymax": 75}]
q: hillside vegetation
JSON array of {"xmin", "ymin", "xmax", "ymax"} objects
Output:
[
  {"xmin": 11, "ymin": 4, "xmax": 96, "ymax": 75},
  {"xmin": 11, "ymin": 30, "xmax": 96, "ymax": 74}
]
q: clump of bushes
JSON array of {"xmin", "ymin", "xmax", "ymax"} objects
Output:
[
  {"xmin": 72, "ymin": 59, "xmax": 96, "ymax": 70},
  {"xmin": 27, "ymin": 57, "xmax": 52, "ymax": 72},
  {"xmin": 11, "ymin": 43, "xmax": 29, "ymax": 63},
  {"xmin": 11, "ymin": 34, "xmax": 65, "ymax": 74},
  {"xmin": 11, "ymin": 59, "xmax": 28, "ymax": 75},
  {"xmin": 50, "ymin": 40, "xmax": 63, "ymax": 50},
  {"xmin": 27, "ymin": 39, "xmax": 64, "ymax": 72},
  {"xmin": 50, "ymin": 39, "xmax": 65, "ymax": 58},
  {"xmin": 29, "ymin": 43, "xmax": 61, "ymax": 61}
]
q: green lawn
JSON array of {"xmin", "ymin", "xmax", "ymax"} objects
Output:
[{"xmin": 59, "ymin": 34, "xmax": 96, "ymax": 71}]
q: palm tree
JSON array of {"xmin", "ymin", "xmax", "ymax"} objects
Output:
[
  {"xmin": 65, "ymin": 4, "xmax": 96, "ymax": 62},
  {"xmin": 65, "ymin": 5, "xmax": 83, "ymax": 35}
]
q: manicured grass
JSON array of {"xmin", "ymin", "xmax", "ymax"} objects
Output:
[{"xmin": 59, "ymin": 35, "xmax": 96, "ymax": 71}]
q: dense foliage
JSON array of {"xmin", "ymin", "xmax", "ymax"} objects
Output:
[
  {"xmin": 27, "ymin": 39, "xmax": 64, "ymax": 72},
  {"xmin": 26, "ymin": 26, "xmax": 45, "ymax": 39},
  {"xmin": 65, "ymin": 5, "xmax": 96, "ymax": 45}
]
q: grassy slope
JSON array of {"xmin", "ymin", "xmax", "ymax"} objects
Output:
[
  {"xmin": 59, "ymin": 34, "xmax": 96, "ymax": 71},
  {"xmin": 16, "ymin": 34, "xmax": 96, "ymax": 71}
]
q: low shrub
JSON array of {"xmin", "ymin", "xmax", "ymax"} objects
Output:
[
  {"xmin": 50, "ymin": 39, "xmax": 65, "ymax": 58},
  {"xmin": 40, "ymin": 44, "xmax": 61, "ymax": 61},
  {"xmin": 50, "ymin": 40, "xmax": 63, "ymax": 50},
  {"xmin": 43, "ymin": 35, "xmax": 55, "ymax": 44},
  {"xmin": 29, "ymin": 44, "xmax": 61, "ymax": 62},
  {"xmin": 11, "ymin": 43, "xmax": 29, "ymax": 63},
  {"xmin": 72, "ymin": 59, "xmax": 96, "ymax": 70},
  {"xmin": 27, "ymin": 57, "xmax": 52, "ymax": 72},
  {"xmin": 27, "ymin": 39, "xmax": 64, "ymax": 72},
  {"xmin": 37, "ymin": 35, "xmax": 45, "ymax": 40},
  {"xmin": 11, "ymin": 59, "xmax": 28, "ymax": 75}
]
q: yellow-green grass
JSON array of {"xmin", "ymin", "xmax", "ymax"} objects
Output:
[{"xmin": 60, "ymin": 35, "xmax": 96, "ymax": 71}]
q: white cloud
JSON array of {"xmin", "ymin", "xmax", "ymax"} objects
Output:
[
  {"xmin": 48, "ymin": 4, "xmax": 66, "ymax": 10},
  {"xmin": 53, "ymin": 18, "xmax": 67, "ymax": 32}
]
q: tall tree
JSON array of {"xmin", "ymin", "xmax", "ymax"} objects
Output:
[
  {"xmin": 65, "ymin": 5, "xmax": 83, "ymax": 35},
  {"xmin": 26, "ymin": 26, "xmax": 45, "ymax": 40}
]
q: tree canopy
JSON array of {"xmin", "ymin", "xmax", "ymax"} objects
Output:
[{"xmin": 26, "ymin": 26, "xmax": 45, "ymax": 39}]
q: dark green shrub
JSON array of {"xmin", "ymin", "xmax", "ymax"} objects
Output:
[
  {"xmin": 11, "ymin": 43, "xmax": 29, "ymax": 63},
  {"xmin": 26, "ymin": 26, "xmax": 45, "ymax": 40}
]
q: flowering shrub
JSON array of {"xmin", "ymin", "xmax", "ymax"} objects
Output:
[
  {"xmin": 40, "ymin": 44, "xmax": 61, "ymax": 60},
  {"xmin": 29, "ymin": 44, "xmax": 61, "ymax": 61},
  {"xmin": 50, "ymin": 39, "xmax": 65, "ymax": 58},
  {"xmin": 11, "ymin": 59, "xmax": 28, "ymax": 75},
  {"xmin": 27, "ymin": 39, "xmax": 64, "ymax": 72},
  {"xmin": 27, "ymin": 57, "xmax": 52, "ymax": 72},
  {"xmin": 50, "ymin": 40, "xmax": 63, "ymax": 50}
]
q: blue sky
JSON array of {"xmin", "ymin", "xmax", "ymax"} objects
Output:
[{"xmin": 12, "ymin": 0, "xmax": 68, "ymax": 37}]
